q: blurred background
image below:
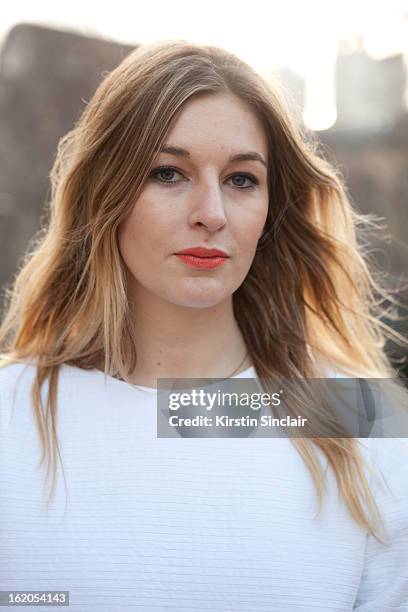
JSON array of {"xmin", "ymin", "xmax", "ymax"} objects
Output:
[{"xmin": 0, "ymin": 0, "xmax": 407, "ymax": 375}]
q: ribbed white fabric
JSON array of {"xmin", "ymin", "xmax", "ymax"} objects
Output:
[{"xmin": 0, "ymin": 362, "xmax": 407, "ymax": 611}]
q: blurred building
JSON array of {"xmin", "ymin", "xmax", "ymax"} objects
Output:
[
  {"xmin": 0, "ymin": 23, "xmax": 135, "ymax": 298},
  {"xmin": 334, "ymin": 39, "xmax": 406, "ymax": 133},
  {"xmin": 275, "ymin": 66, "xmax": 305, "ymax": 122}
]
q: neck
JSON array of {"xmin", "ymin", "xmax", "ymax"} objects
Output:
[{"xmin": 125, "ymin": 286, "xmax": 251, "ymax": 387}]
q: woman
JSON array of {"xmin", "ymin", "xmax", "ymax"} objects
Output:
[{"xmin": 0, "ymin": 39, "xmax": 407, "ymax": 611}]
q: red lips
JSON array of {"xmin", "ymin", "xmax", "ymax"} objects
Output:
[
  {"xmin": 175, "ymin": 247, "xmax": 229, "ymax": 258},
  {"xmin": 174, "ymin": 246, "xmax": 229, "ymax": 270}
]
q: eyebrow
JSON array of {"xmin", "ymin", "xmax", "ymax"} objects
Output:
[{"xmin": 156, "ymin": 144, "xmax": 267, "ymax": 168}]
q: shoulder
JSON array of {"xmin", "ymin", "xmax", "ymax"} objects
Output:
[
  {"xmin": 0, "ymin": 362, "xmax": 39, "ymax": 432},
  {"xmin": 353, "ymin": 438, "xmax": 408, "ymax": 608},
  {"xmin": 0, "ymin": 361, "xmax": 96, "ymax": 394},
  {"xmin": 0, "ymin": 361, "xmax": 38, "ymax": 398},
  {"xmin": 359, "ymin": 437, "xmax": 408, "ymax": 548},
  {"xmin": 318, "ymin": 360, "xmax": 408, "ymax": 499},
  {"xmin": 367, "ymin": 437, "xmax": 408, "ymax": 499},
  {"xmin": 0, "ymin": 361, "xmax": 80, "ymax": 429}
]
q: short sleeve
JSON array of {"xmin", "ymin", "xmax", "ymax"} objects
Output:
[{"xmin": 353, "ymin": 438, "xmax": 408, "ymax": 610}]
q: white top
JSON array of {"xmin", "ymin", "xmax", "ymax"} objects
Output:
[{"xmin": 0, "ymin": 362, "xmax": 407, "ymax": 611}]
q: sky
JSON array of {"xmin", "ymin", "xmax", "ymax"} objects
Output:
[{"xmin": 1, "ymin": 0, "xmax": 408, "ymax": 130}]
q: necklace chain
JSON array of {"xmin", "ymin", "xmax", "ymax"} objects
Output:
[
  {"xmin": 223, "ymin": 350, "xmax": 249, "ymax": 379},
  {"xmin": 121, "ymin": 349, "xmax": 250, "ymax": 391}
]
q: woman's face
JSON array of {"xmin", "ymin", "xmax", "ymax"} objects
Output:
[{"xmin": 118, "ymin": 92, "xmax": 269, "ymax": 309}]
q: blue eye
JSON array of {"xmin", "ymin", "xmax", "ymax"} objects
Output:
[
  {"xmin": 229, "ymin": 174, "xmax": 258, "ymax": 189},
  {"xmin": 151, "ymin": 166, "xmax": 183, "ymax": 184},
  {"xmin": 150, "ymin": 166, "xmax": 259, "ymax": 189}
]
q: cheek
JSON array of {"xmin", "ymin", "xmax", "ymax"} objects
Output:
[
  {"xmin": 118, "ymin": 196, "xmax": 175, "ymax": 278},
  {"xmin": 118, "ymin": 201, "xmax": 152, "ymax": 255},
  {"xmin": 118, "ymin": 208, "xmax": 150, "ymax": 277},
  {"xmin": 234, "ymin": 202, "xmax": 269, "ymax": 253}
]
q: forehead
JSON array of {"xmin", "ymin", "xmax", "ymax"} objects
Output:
[{"xmin": 163, "ymin": 92, "xmax": 268, "ymax": 158}]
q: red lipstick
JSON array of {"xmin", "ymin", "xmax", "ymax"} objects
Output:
[{"xmin": 175, "ymin": 246, "xmax": 229, "ymax": 270}]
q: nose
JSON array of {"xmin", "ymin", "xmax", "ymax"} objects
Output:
[{"xmin": 187, "ymin": 178, "xmax": 227, "ymax": 232}]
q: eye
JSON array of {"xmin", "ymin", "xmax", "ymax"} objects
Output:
[
  {"xmin": 150, "ymin": 166, "xmax": 184, "ymax": 185},
  {"xmin": 228, "ymin": 173, "xmax": 258, "ymax": 190},
  {"xmin": 149, "ymin": 166, "xmax": 259, "ymax": 190}
]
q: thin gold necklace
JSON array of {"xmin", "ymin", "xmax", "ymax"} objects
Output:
[
  {"xmin": 222, "ymin": 350, "xmax": 250, "ymax": 380},
  {"xmin": 120, "ymin": 350, "xmax": 250, "ymax": 392}
]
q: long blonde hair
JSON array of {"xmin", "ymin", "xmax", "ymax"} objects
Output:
[{"xmin": 1, "ymin": 39, "xmax": 407, "ymax": 542}]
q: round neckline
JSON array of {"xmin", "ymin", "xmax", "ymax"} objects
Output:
[{"xmin": 86, "ymin": 364, "xmax": 257, "ymax": 394}]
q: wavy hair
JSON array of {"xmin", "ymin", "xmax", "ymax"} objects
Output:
[{"xmin": 1, "ymin": 39, "xmax": 407, "ymax": 543}]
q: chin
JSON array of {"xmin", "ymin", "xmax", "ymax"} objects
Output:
[
  {"xmin": 172, "ymin": 292, "xmax": 230, "ymax": 310},
  {"xmin": 171, "ymin": 279, "xmax": 233, "ymax": 309}
]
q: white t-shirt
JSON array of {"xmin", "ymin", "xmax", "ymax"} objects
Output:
[{"xmin": 0, "ymin": 362, "xmax": 407, "ymax": 611}]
